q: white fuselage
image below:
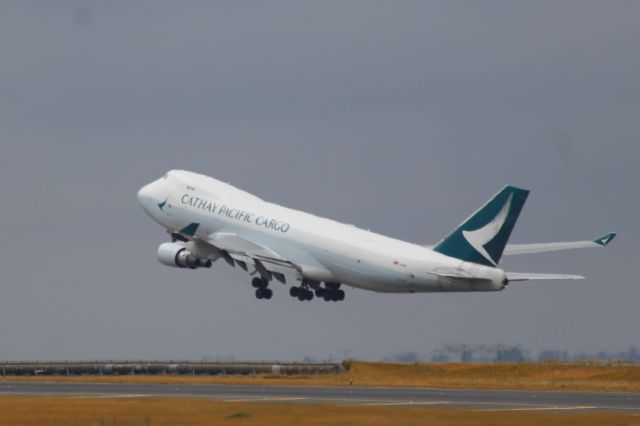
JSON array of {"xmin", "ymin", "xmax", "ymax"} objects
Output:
[{"xmin": 138, "ymin": 170, "xmax": 506, "ymax": 293}]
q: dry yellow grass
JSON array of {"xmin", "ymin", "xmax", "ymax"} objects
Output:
[
  {"xmin": 5, "ymin": 361, "xmax": 640, "ymax": 392},
  {"xmin": 343, "ymin": 361, "xmax": 640, "ymax": 391},
  {"xmin": 0, "ymin": 396, "xmax": 637, "ymax": 426}
]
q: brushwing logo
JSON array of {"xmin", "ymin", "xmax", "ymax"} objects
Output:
[
  {"xmin": 462, "ymin": 194, "xmax": 513, "ymax": 266},
  {"xmin": 157, "ymin": 199, "xmax": 170, "ymax": 214}
]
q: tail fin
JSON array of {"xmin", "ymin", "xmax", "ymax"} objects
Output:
[{"xmin": 433, "ymin": 186, "xmax": 529, "ymax": 267}]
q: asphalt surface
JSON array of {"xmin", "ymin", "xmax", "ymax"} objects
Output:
[{"xmin": 0, "ymin": 381, "xmax": 639, "ymax": 412}]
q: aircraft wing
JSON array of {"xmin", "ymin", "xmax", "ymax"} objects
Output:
[
  {"xmin": 203, "ymin": 230, "xmax": 334, "ymax": 284},
  {"xmin": 210, "ymin": 232, "xmax": 285, "ymax": 263},
  {"xmin": 503, "ymin": 232, "xmax": 616, "ymax": 255},
  {"xmin": 207, "ymin": 231, "xmax": 302, "ymax": 282},
  {"xmin": 506, "ymin": 272, "xmax": 584, "ymax": 282}
]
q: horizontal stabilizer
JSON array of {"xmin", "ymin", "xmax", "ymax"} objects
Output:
[
  {"xmin": 506, "ymin": 272, "xmax": 584, "ymax": 282},
  {"xmin": 504, "ymin": 232, "xmax": 616, "ymax": 255}
]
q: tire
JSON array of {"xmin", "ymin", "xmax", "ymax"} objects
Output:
[
  {"xmin": 323, "ymin": 293, "xmax": 332, "ymax": 302},
  {"xmin": 297, "ymin": 292, "xmax": 306, "ymax": 301},
  {"xmin": 252, "ymin": 277, "xmax": 262, "ymax": 288},
  {"xmin": 337, "ymin": 290, "xmax": 345, "ymax": 301},
  {"xmin": 264, "ymin": 288, "xmax": 273, "ymax": 299},
  {"xmin": 305, "ymin": 290, "xmax": 313, "ymax": 301},
  {"xmin": 255, "ymin": 289, "xmax": 264, "ymax": 299},
  {"xmin": 290, "ymin": 287, "xmax": 299, "ymax": 297},
  {"xmin": 315, "ymin": 288, "xmax": 325, "ymax": 298}
]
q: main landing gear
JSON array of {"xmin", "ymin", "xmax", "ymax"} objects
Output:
[
  {"xmin": 289, "ymin": 285, "xmax": 313, "ymax": 301},
  {"xmin": 251, "ymin": 277, "xmax": 346, "ymax": 302},
  {"xmin": 289, "ymin": 281, "xmax": 345, "ymax": 302},
  {"xmin": 316, "ymin": 282, "xmax": 345, "ymax": 302},
  {"xmin": 252, "ymin": 277, "xmax": 272, "ymax": 300}
]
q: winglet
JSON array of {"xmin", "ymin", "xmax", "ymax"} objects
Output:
[{"xmin": 593, "ymin": 232, "xmax": 616, "ymax": 247}]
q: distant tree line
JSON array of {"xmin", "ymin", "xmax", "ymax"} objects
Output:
[
  {"xmin": 537, "ymin": 347, "xmax": 640, "ymax": 363},
  {"xmin": 382, "ymin": 345, "xmax": 640, "ymax": 363}
]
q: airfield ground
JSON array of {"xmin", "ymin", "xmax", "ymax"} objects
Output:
[
  {"xmin": 0, "ymin": 396, "xmax": 638, "ymax": 426},
  {"xmin": 6, "ymin": 361, "xmax": 640, "ymax": 392},
  {"xmin": 3, "ymin": 362, "xmax": 639, "ymax": 425}
]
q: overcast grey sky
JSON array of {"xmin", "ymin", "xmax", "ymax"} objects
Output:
[{"xmin": 0, "ymin": 1, "xmax": 638, "ymax": 361}]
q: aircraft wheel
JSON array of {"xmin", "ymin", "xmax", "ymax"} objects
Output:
[
  {"xmin": 305, "ymin": 290, "xmax": 314, "ymax": 301},
  {"xmin": 323, "ymin": 292, "xmax": 332, "ymax": 302},
  {"xmin": 315, "ymin": 288, "xmax": 325, "ymax": 298},
  {"xmin": 297, "ymin": 292, "xmax": 306, "ymax": 301},
  {"xmin": 263, "ymin": 288, "xmax": 273, "ymax": 299},
  {"xmin": 290, "ymin": 286, "xmax": 299, "ymax": 297},
  {"xmin": 252, "ymin": 277, "xmax": 262, "ymax": 288},
  {"xmin": 337, "ymin": 290, "xmax": 345, "ymax": 301},
  {"xmin": 255, "ymin": 288, "xmax": 264, "ymax": 299}
]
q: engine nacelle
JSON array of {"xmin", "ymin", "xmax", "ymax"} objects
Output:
[{"xmin": 157, "ymin": 242, "xmax": 212, "ymax": 269}]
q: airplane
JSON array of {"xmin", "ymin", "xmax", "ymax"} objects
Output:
[{"xmin": 137, "ymin": 170, "xmax": 616, "ymax": 302}]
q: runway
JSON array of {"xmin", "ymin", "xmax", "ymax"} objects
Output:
[{"xmin": 0, "ymin": 381, "xmax": 638, "ymax": 412}]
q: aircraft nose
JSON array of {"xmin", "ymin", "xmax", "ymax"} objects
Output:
[
  {"xmin": 137, "ymin": 181, "xmax": 161, "ymax": 213},
  {"xmin": 137, "ymin": 183, "xmax": 152, "ymax": 205},
  {"xmin": 137, "ymin": 178, "xmax": 167, "ymax": 216}
]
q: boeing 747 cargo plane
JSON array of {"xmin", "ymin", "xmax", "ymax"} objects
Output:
[{"xmin": 137, "ymin": 170, "xmax": 616, "ymax": 302}]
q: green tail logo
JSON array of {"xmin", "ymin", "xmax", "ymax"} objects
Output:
[{"xmin": 433, "ymin": 186, "xmax": 529, "ymax": 267}]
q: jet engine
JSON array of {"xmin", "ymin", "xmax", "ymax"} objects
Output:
[{"xmin": 157, "ymin": 242, "xmax": 212, "ymax": 269}]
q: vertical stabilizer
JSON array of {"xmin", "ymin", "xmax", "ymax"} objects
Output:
[{"xmin": 433, "ymin": 186, "xmax": 529, "ymax": 266}]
